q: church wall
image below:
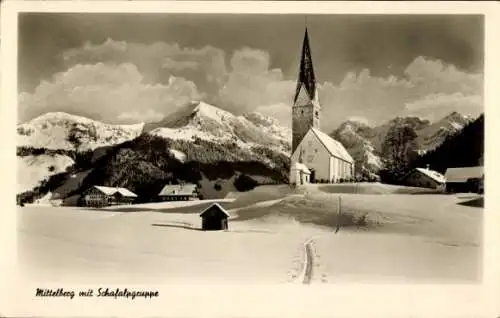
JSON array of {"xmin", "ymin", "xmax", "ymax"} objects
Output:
[{"xmin": 291, "ymin": 130, "xmax": 331, "ymax": 182}]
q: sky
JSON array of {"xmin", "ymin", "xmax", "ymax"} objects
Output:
[{"xmin": 18, "ymin": 13, "xmax": 484, "ymax": 132}]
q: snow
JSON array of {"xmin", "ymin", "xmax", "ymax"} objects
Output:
[
  {"xmin": 17, "ymin": 185, "xmax": 482, "ymax": 284},
  {"xmin": 169, "ymin": 149, "xmax": 186, "ymax": 162},
  {"xmin": 17, "ymin": 154, "xmax": 75, "ymax": 193},
  {"xmin": 18, "ymin": 206, "xmax": 311, "ymax": 284},
  {"xmin": 193, "ymin": 101, "xmax": 233, "ymax": 124},
  {"xmin": 148, "ymin": 102, "xmax": 291, "ymax": 158},
  {"xmin": 17, "ymin": 112, "xmax": 144, "ymax": 151}
]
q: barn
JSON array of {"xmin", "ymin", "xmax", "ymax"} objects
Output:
[
  {"xmin": 158, "ymin": 183, "xmax": 198, "ymax": 201},
  {"xmin": 444, "ymin": 166, "xmax": 484, "ymax": 193},
  {"xmin": 199, "ymin": 203, "xmax": 230, "ymax": 231},
  {"xmin": 82, "ymin": 186, "xmax": 137, "ymax": 207},
  {"xmin": 400, "ymin": 167, "xmax": 446, "ymax": 190}
]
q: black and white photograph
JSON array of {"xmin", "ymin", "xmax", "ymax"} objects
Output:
[
  {"xmin": 2, "ymin": 2, "xmax": 499, "ymax": 317},
  {"xmin": 14, "ymin": 11, "xmax": 486, "ymax": 284}
]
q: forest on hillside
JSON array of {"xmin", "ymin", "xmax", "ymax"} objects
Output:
[
  {"xmin": 414, "ymin": 114, "xmax": 484, "ymax": 174},
  {"xmin": 17, "ymin": 134, "xmax": 289, "ymax": 204},
  {"xmin": 378, "ymin": 114, "xmax": 484, "ymax": 183}
]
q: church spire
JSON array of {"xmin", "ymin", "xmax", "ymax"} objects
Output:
[{"xmin": 293, "ymin": 27, "xmax": 317, "ymax": 104}]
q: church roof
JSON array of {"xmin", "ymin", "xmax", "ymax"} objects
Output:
[
  {"xmin": 310, "ymin": 128, "xmax": 354, "ymax": 163},
  {"xmin": 415, "ymin": 168, "xmax": 447, "ymax": 184},
  {"xmin": 93, "ymin": 186, "xmax": 138, "ymax": 198},
  {"xmin": 444, "ymin": 166, "xmax": 483, "ymax": 183},
  {"xmin": 292, "ymin": 162, "xmax": 311, "ymax": 174},
  {"xmin": 294, "ymin": 28, "xmax": 317, "ymax": 104}
]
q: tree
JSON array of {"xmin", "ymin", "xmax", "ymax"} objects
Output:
[{"xmin": 381, "ymin": 125, "xmax": 418, "ymax": 183}]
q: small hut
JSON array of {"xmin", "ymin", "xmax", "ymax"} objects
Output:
[{"xmin": 199, "ymin": 203, "xmax": 230, "ymax": 231}]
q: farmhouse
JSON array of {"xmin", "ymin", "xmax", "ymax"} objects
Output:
[
  {"xmin": 444, "ymin": 166, "xmax": 484, "ymax": 193},
  {"xmin": 82, "ymin": 186, "xmax": 137, "ymax": 207},
  {"xmin": 158, "ymin": 183, "xmax": 198, "ymax": 201},
  {"xmin": 200, "ymin": 203, "xmax": 230, "ymax": 231},
  {"xmin": 401, "ymin": 167, "xmax": 446, "ymax": 190},
  {"xmin": 290, "ymin": 28, "xmax": 354, "ymax": 184}
]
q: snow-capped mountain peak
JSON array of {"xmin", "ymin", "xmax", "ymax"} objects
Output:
[
  {"xmin": 146, "ymin": 101, "xmax": 292, "ymax": 155},
  {"xmin": 17, "ymin": 112, "xmax": 144, "ymax": 151}
]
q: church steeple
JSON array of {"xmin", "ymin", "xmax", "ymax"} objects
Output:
[
  {"xmin": 294, "ymin": 27, "xmax": 317, "ymax": 104},
  {"xmin": 291, "ymin": 26, "xmax": 321, "ymax": 154}
]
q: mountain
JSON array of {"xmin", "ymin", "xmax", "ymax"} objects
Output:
[
  {"xmin": 17, "ymin": 112, "xmax": 144, "ymax": 151},
  {"xmin": 16, "ymin": 102, "xmax": 292, "ymax": 204},
  {"xmin": 331, "ymin": 119, "xmax": 383, "ymax": 174},
  {"xmin": 331, "ymin": 112, "xmax": 476, "ymax": 174},
  {"xmin": 414, "ymin": 114, "xmax": 484, "ymax": 174},
  {"xmin": 144, "ymin": 101, "xmax": 291, "ymax": 155},
  {"xmin": 415, "ymin": 112, "xmax": 474, "ymax": 153}
]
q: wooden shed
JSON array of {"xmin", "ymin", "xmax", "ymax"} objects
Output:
[{"xmin": 199, "ymin": 203, "xmax": 230, "ymax": 231}]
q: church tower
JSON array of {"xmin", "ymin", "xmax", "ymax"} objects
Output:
[{"xmin": 292, "ymin": 27, "xmax": 321, "ymax": 154}]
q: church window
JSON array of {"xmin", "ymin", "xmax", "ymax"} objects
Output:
[
  {"xmin": 301, "ymin": 110, "xmax": 304, "ymax": 115},
  {"xmin": 315, "ymin": 111, "xmax": 319, "ymax": 117}
]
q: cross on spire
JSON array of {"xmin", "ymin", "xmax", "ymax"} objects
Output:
[{"xmin": 293, "ymin": 26, "xmax": 317, "ymax": 104}]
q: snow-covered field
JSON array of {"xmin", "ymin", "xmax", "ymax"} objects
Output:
[{"xmin": 17, "ymin": 185, "xmax": 483, "ymax": 284}]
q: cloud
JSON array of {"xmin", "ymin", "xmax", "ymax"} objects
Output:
[
  {"xmin": 403, "ymin": 92, "xmax": 483, "ymax": 122},
  {"xmin": 61, "ymin": 39, "xmax": 227, "ymax": 99},
  {"xmin": 19, "ymin": 63, "xmax": 202, "ymax": 123},
  {"xmin": 24, "ymin": 40, "xmax": 483, "ymax": 131},
  {"xmin": 314, "ymin": 57, "xmax": 483, "ymax": 132},
  {"xmin": 217, "ymin": 48, "xmax": 295, "ymax": 114}
]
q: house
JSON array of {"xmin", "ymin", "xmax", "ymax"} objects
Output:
[
  {"xmin": 289, "ymin": 28, "xmax": 354, "ymax": 184},
  {"xmin": 158, "ymin": 183, "xmax": 198, "ymax": 201},
  {"xmin": 444, "ymin": 166, "xmax": 484, "ymax": 193},
  {"xmin": 400, "ymin": 167, "xmax": 446, "ymax": 190},
  {"xmin": 290, "ymin": 162, "xmax": 311, "ymax": 186},
  {"xmin": 199, "ymin": 203, "xmax": 230, "ymax": 231},
  {"xmin": 82, "ymin": 186, "xmax": 138, "ymax": 207}
]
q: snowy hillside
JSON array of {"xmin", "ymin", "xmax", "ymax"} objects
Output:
[
  {"xmin": 146, "ymin": 101, "xmax": 291, "ymax": 155},
  {"xmin": 17, "ymin": 154, "xmax": 75, "ymax": 194},
  {"xmin": 416, "ymin": 112, "xmax": 474, "ymax": 153},
  {"xmin": 331, "ymin": 119, "xmax": 383, "ymax": 173},
  {"xmin": 17, "ymin": 112, "xmax": 144, "ymax": 151}
]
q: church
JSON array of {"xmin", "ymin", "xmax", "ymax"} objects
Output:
[{"xmin": 290, "ymin": 28, "xmax": 354, "ymax": 185}]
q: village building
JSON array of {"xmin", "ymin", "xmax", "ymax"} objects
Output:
[
  {"xmin": 199, "ymin": 203, "xmax": 230, "ymax": 231},
  {"xmin": 444, "ymin": 166, "xmax": 484, "ymax": 193},
  {"xmin": 289, "ymin": 162, "xmax": 311, "ymax": 185},
  {"xmin": 82, "ymin": 186, "xmax": 137, "ymax": 207},
  {"xmin": 158, "ymin": 183, "xmax": 198, "ymax": 201},
  {"xmin": 289, "ymin": 28, "xmax": 354, "ymax": 185},
  {"xmin": 400, "ymin": 167, "xmax": 446, "ymax": 190}
]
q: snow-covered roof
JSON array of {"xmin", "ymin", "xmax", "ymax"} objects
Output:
[
  {"xmin": 291, "ymin": 162, "xmax": 311, "ymax": 174},
  {"xmin": 415, "ymin": 168, "xmax": 447, "ymax": 184},
  {"xmin": 310, "ymin": 128, "xmax": 354, "ymax": 163},
  {"xmin": 94, "ymin": 186, "xmax": 138, "ymax": 197},
  {"xmin": 199, "ymin": 203, "xmax": 230, "ymax": 217},
  {"xmin": 444, "ymin": 166, "xmax": 484, "ymax": 183},
  {"xmin": 159, "ymin": 183, "xmax": 197, "ymax": 196}
]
